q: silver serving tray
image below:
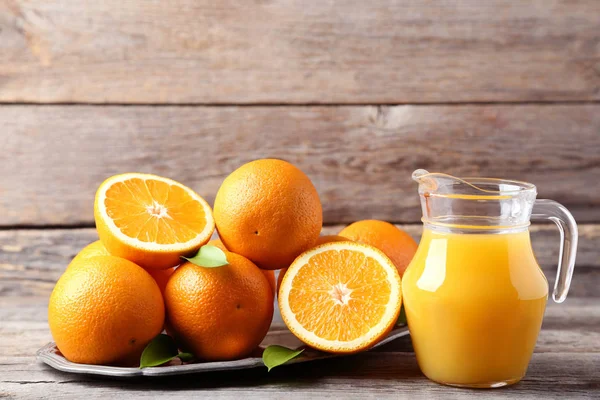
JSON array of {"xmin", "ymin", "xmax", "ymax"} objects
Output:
[{"xmin": 37, "ymin": 324, "xmax": 409, "ymax": 377}]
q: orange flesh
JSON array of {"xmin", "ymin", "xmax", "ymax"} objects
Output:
[
  {"xmin": 288, "ymin": 249, "xmax": 392, "ymax": 342},
  {"xmin": 104, "ymin": 178, "xmax": 207, "ymax": 244}
]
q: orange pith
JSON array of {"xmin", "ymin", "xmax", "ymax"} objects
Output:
[{"xmin": 279, "ymin": 242, "xmax": 401, "ymax": 353}]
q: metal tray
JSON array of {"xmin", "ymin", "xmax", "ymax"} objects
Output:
[{"xmin": 37, "ymin": 324, "xmax": 409, "ymax": 378}]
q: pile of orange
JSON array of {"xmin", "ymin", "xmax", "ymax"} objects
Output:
[{"xmin": 49, "ymin": 159, "xmax": 418, "ymax": 366}]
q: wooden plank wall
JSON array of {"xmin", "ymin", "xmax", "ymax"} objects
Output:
[
  {"xmin": 1, "ymin": 0, "xmax": 599, "ymax": 103},
  {"xmin": 0, "ymin": 1, "xmax": 599, "ymax": 298}
]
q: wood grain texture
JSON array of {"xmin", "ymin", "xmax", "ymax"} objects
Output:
[
  {"xmin": 0, "ymin": 297, "xmax": 598, "ymax": 399},
  {"xmin": 1, "ymin": 224, "xmax": 599, "ymax": 298},
  {"xmin": 0, "ymin": 0, "xmax": 599, "ymax": 103},
  {"xmin": 1, "ymin": 104, "xmax": 599, "ymax": 226}
]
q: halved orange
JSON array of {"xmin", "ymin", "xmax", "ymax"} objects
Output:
[
  {"xmin": 94, "ymin": 173, "xmax": 214, "ymax": 270},
  {"xmin": 276, "ymin": 235, "xmax": 350, "ymax": 294},
  {"xmin": 279, "ymin": 241, "xmax": 402, "ymax": 353}
]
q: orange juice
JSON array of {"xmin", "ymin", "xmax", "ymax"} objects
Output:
[{"xmin": 402, "ymin": 228, "xmax": 548, "ymax": 388}]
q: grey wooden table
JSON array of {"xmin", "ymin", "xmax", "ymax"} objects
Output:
[
  {"xmin": 1, "ymin": 227, "xmax": 599, "ymax": 399},
  {"xmin": 0, "ymin": 296, "xmax": 598, "ymax": 400}
]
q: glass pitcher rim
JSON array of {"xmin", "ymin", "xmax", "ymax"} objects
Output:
[{"xmin": 412, "ymin": 169, "xmax": 537, "ymax": 198}]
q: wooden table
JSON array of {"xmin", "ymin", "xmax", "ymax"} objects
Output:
[
  {"xmin": 2, "ymin": 228, "xmax": 599, "ymax": 399},
  {"xmin": 1, "ymin": 297, "xmax": 598, "ymax": 400}
]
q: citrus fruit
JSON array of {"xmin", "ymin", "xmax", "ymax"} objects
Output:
[
  {"xmin": 339, "ymin": 220, "xmax": 418, "ymax": 275},
  {"xmin": 207, "ymin": 238, "xmax": 228, "ymax": 251},
  {"xmin": 48, "ymin": 255, "xmax": 165, "ymax": 365},
  {"xmin": 279, "ymin": 241, "xmax": 402, "ymax": 354},
  {"xmin": 314, "ymin": 234, "xmax": 350, "ymax": 246},
  {"xmin": 68, "ymin": 240, "xmax": 175, "ymax": 294},
  {"xmin": 208, "ymin": 238, "xmax": 276, "ymax": 295},
  {"xmin": 94, "ymin": 173, "xmax": 215, "ymax": 270},
  {"xmin": 164, "ymin": 253, "xmax": 274, "ymax": 361},
  {"xmin": 214, "ymin": 159, "xmax": 322, "ymax": 270},
  {"xmin": 147, "ymin": 267, "xmax": 175, "ymax": 294},
  {"xmin": 276, "ymin": 235, "xmax": 349, "ymax": 294},
  {"xmin": 68, "ymin": 240, "xmax": 110, "ymax": 267}
]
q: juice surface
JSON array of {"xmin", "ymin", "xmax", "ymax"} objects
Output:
[{"xmin": 402, "ymin": 228, "xmax": 548, "ymax": 387}]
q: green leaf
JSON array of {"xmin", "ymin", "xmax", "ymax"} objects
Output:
[
  {"xmin": 182, "ymin": 245, "xmax": 229, "ymax": 268},
  {"xmin": 140, "ymin": 334, "xmax": 179, "ymax": 368},
  {"xmin": 262, "ymin": 345, "xmax": 304, "ymax": 372},
  {"xmin": 140, "ymin": 335, "xmax": 195, "ymax": 368},
  {"xmin": 397, "ymin": 305, "xmax": 407, "ymax": 326}
]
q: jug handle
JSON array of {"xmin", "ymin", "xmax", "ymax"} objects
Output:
[{"xmin": 531, "ymin": 199, "xmax": 578, "ymax": 303}]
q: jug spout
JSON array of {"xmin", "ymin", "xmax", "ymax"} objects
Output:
[
  {"xmin": 411, "ymin": 169, "xmax": 537, "ymax": 232},
  {"xmin": 412, "ymin": 169, "xmax": 518, "ymax": 197},
  {"xmin": 412, "ymin": 169, "xmax": 430, "ymax": 182},
  {"xmin": 411, "ymin": 169, "xmax": 435, "ymax": 191},
  {"xmin": 412, "ymin": 169, "xmax": 461, "ymax": 195}
]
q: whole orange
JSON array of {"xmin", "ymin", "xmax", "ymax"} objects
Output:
[
  {"xmin": 68, "ymin": 240, "xmax": 110, "ymax": 267},
  {"xmin": 68, "ymin": 240, "xmax": 174, "ymax": 295},
  {"xmin": 165, "ymin": 253, "xmax": 274, "ymax": 361},
  {"xmin": 208, "ymin": 238, "xmax": 276, "ymax": 296},
  {"xmin": 48, "ymin": 256, "xmax": 165, "ymax": 365},
  {"xmin": 207, "ymin": 238, "xmax": 228, "ymax": 251},
  {"xmin": 276, "ymin": 235, "xmax": 350, "ymax": 294},
  {"xmin": 214, "ymin": 159, "xmax": 322, "ymax": 270},
  {"xmin": 339, "ymin": 220, "xmax": 418, "ymax": 276},
  {"xmin": 147, "ymin": 267, "xmax": 175, "ymax": 294}
]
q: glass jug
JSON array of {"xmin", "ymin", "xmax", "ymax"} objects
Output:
[{"xmin": 402, "ymin": 169, "xmax": 578, "ymax": 388}]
